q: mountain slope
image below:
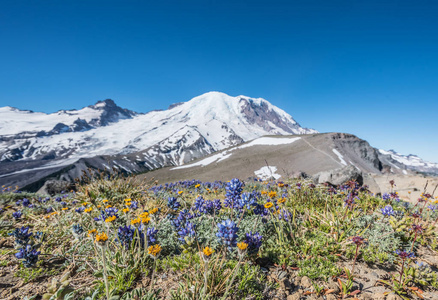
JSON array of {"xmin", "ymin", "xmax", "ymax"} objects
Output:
[{"xmin": 378, "ymin": 149, "xmax": 438, "ymax": 176}]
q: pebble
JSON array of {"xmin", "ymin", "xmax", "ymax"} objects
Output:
[
  {"xmin": 300, "ymin": 276, "xmax": 312, "ymax": 288},
  {"xmin": 286, "ymin": 292, "xmax": 301, "ymax": 300}
]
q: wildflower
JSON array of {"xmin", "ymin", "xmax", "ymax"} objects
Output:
[
  {"xmin": 150, "ymin": 208, "xmax": 159, "ymax": 214},
  {"xmin": 278, "ymin": 209, "xmax": 291, "ymax": 221},
  {"xmin": 15, "ymin": 245, "xmax": 41, "ymax": 268},
  {"xmin": 224, "ymin": 178, "xmax": 244, "ymax": 209},
  {"xmin": 9, "ymin": 226, "xmax": 32, "ymax": 247},
  {"xmin": 203, "ymin": 246, "xmax": 214, "ymax": 256},
  {"xmin": 216, "ymin": 219, "xmax": 238, "ymax": 248},
  {"xmin": 75, "ymin": 206, "xmax": 85, "ymax": 214},
  {"xmin": 105, "ymin": 215, "xmax": 116, "ymax": 223},
  {"xmin": 102, "ymin": 199, "xmax": 109, "ymax": 203},
  {"xmin": 148, "ymin": 244, "xmax": 162, "ymax": 257},
  {"xmin": 131, "ymin": 218, "xmax": 141, "ymax": 226},
  {"xmin": 141, "ymin": 215, "xmax": 151, "ymax": 224},
  {"xmin": 12, "ymin": 210, "xmax": 22, "ymax": 219},
  {"xmin": 261, "ymin": 190, "xmax": 267, "ymax": 195},
  {"xmin": 264, "ymin": 202, "xmax": 273, "ymax": 209},
  {"xmin": 146, "ymin": 227, "xmax": 158, "ymax": 245},
  {"xmin": 237, "ymin": 242, "xmax": 248, "ymax": 250},
  {"xmin": 84, "ymin": 207, "xmax": 92, "ymax": 213},
  {"xmin": 82, "ymin": 202, "xmax": 88, "ymax": 206},
  {"xmin": 244, "ymin": 232, "xmax": 263, "ymax": 254},
  {"xmin": 268, "ymin": 191, "xmax": 277, "ymax": 198},
  {"xmin": 95, "ymin": 232, "xmax": 108, "ymax": 246},
  {"xmin": 195, "ymin": 184, "xmax": 201, "ymax": 188},
  {"xmin": 278, "ymin": 197, "xmax": 286, "ymax": 204},
  {"xmin": 129, "ymin": 201, "xmax": 139, "ymax": 210},
  {"xmin": 178, "ymin": 191, "xmax": 183, "ymax": 195},
  {"xmin": 352, "ymin": 236, "xmax": 366, "ymax": 246},
  {"xmin": 118, "ymin": 226, "xmax": 135, "ymax": 249},
  {"xmin": 62, "ymin": 207, "xmax": 68, "ymax": 211},
  {"xmin": 381, "ymin": 205, "xmax": 395, "ymax": 217},
  {"xmin": 124, "ymin": 198, "xmax": 131, "ymax": 202},
  {"xmin": 105, "ymin": 205, "xmax": 112, "ymax": 209},
  {"xmin": 88, "ymin": 229, "xmax": 97, "ymax": 237},
  {"xmin": 71, "ymin": 224, "xmax": 85, "ymax": 240},
  {"xmin": 395, "ymin": 249, "xmax": 415, "ymax": 259},
  {"xmin": 178, "ymin": 221, "xmax": 196, "ymax": 244},
  {"xmin": 122, "ymin": 208, "xmax": 130, "ymax": 213}
]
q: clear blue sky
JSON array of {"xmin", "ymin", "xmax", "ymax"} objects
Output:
[{"xmin": 1, "ymin": 0, "xmax": 437, "ymax": 162}]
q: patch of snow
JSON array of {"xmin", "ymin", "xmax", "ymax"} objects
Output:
[
  {"xmin": 402, "ymin": 170, "xmax": 408, "ymax": 175},
  {"xmin": 172, "ymin": 152, "xmax": 232, "ymax": 170},
  {"xmin": 237, "ymin": 137, "xmax": 301, "ymax": 149},
  {"xmin": 254, "ymin": 166, "xmax": 281, "ymax": 180},
  {"xmin": 332, "ymin": 149, "xmax": 347, "ymax": 166}
]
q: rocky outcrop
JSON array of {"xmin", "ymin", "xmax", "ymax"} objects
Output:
[{"xmin": 313, "ymin": 165, "xmax": 363, "ymax": 186}]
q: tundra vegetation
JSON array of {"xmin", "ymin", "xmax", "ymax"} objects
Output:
[{"xmin": 1, "ymin": 172, "xmax": 438, "ymax": 300}]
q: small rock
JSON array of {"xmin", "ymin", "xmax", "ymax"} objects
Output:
[
  {"xmin": 279, "ymin": 278, "xmax": 293, "ymax": 291},
  {"xmin": 287, "ymin": 292, "xmax": 301, "ymax": 300},
  {"xmin": 327, "ymin": 278, "xmax": 340, "ymax": 294},
  {"xmin": 300, "ymin": 276, "xmax": 312, "ymax": 288},
  {"xmin": 326, "ymin": 295, "xmax": 337, "ymax": 300},
  {"xmin": 386, "ymin": 293, "xmax": 402, "ymax": 300},
  {"xmin": 372, "ymin": 293, "xmax": 386, "ymax": 300}
]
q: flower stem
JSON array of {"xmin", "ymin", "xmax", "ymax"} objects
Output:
[
  {"xmin": 101, "ymin": 246, "xmax": 110, "ymax": 300},
  {"xmin": 221, "ymin": 255, "xmax": 243, "ymax": 300}
]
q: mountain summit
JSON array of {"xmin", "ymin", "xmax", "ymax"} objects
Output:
[{"xmin": 0, "ymin": 92, "xmax": 317, "ymax": 189}]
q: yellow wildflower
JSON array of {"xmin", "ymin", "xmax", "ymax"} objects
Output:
[
  {"xmin": 268, "ymin": 191, "xmax": 277, "ymax": 198},
  {"xmin": 125, "ymin": 202, "xmax": 132, "ymax": 206},
  {"xmin": 141, "ymin": 216, "xmax": 151, "ymax": 224},
  {"xmin": 237, "ymin": 242, "xmax": 248, "ymax": 250},
  {"xmin": 278, "ymin": 182, "xmax": 284, "ymax": 188},
  {"xmin": 264, "ymin": 202, "xmax": 273, "ymax": 209},
  {"xmin": 105, "ymin": 215, "xmax": 116, "ymax": 223},
  {"xmin": 178, "ymin": 191, "xmax": 183, "ymax": 195},
  {"xmin": 261, "ymin": 190, "xmax": 267, "ymax": 195},
  {"xmin": 195, "ymin": 184, "xmax": 201, "ymax": 188},
  {"xmin": 84, "ymin": 207, "xmax": 92, "ymax": 213},
  {"xmin": 278, "ymin": 197, "xmax": 286, "ymax": 204},
  {"xmin": 105, "ymin": 205, "xmax": 112, "ymax": 209},
  {"xmin": 95, "ymin": 232, "xmax": 108, "ymax": 243},
  {"xmin": 139, "ymin": 212, "xmax": 149, "ymax": 218},
  {"xmin": 203, "ymin": 247, "xmax": 214, "ymax": 256},
  {"xmin": 82, "ymin": 202, "xmax": 88, "ymax": 206},
  {"xmin": 124, "ymin": 198, "xmax": 131, "ymax": 202},
  {"xmin": 97, "ymin": 205, "xmax": 102, "ymax": 208},
  {"xmin": 150, "ymin": 208, "xmax": 158, "ymax": 214},
  {"xmin": 88, "ymin": 229, "xmax": 97, "ymax": 237},
  {"xmin": 131, "ymin": 218, "xmax": 140, "ymax": 225},
  {"xmin": 62, "ymin": 207, "xmax": 68, "ymax": 211},
  {"xmin": 148, "ymin": 244, "xmax": 162, "ymax": 256},
  {"xmin": 123, "ymin": 208, "xmax": 130, "ymax": 213},
  {"xmin": 102, "ymin": 199, "xmax": 109, "ymax": 203}
]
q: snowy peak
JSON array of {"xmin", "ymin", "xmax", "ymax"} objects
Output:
[
  {"xmin": 378, "ymin": 149, "xmax": 438, "ymax": 175},
  {"xmin": 0, "ymin": 99, "xmax": 137, "ymax": 136}
]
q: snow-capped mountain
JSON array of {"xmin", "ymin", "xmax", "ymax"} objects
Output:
[
  {"xmin": 0, "ymin": 92, "xmax": 317, "ymax": 189},
  {"xmin": 378, "ymin": 149, "xmax": 438, "ymax": 176}
]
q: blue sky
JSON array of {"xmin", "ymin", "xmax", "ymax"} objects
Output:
[{"xmin": 1, "ymin": 0, "xmax": 437, "ymax": 162}]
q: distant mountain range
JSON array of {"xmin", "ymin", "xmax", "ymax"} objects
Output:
[{"xmin": 0, "ymin": 92, "xmax": 436, "ymax": 191}]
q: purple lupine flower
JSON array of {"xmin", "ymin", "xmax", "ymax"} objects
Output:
[
  {"xmin": 216, "ymin": 219, "xmax": 238, "ymax": 248},
  {"xmin": 395, "ymin": 249, "xmax": 415, "ymax": 259},
  {"xmin": 15, "ymin": 245, "xmax": 41, "ymax": 267},
  {"xmin": 75, "ymin": 206, "xmax": 85, "ymax": 214},
  {"xmin": 244, "ymin": 231, "xmax": 263, "ymax": 254},
  {"xmin": 129, "ymin": 201, "xmax": 139, "ymax": 210},
  {"xmin": 224, "ymin": 178, "xmax": 244, "ymax": 209},
  {"xmin": 9, "ymin": 226, "xmax": 32, "ymax": 247},
  {"xmin": 382, "ymin": 193, "xmax": 390, "ymax": 201},
  {"xmin": 278, "ymin": 209, "xmax": 291, "ymax": 221},
  {"xmin": 22, "ymin": 198, "xmax": 30, "ymax": 207},
  {"xmin": 381, "ymin": 205, "xmax": 395, "ymax": 217},
  {"xmin": 12, "ymin": 210, "xmax": 22, "ymax": 219},
  {"xmin": 146, "ymin": 227, "xmax": 158, "ymax": 245},
  {"xmin": 118, "ymin": 225, "xmax": 135, "ymax": 249},
  {"xmin": 167, "ymin": 197, "xmax": 181, "ymax": 211},
  {"xmin": 177, "ymin": 221, "xmax": 196, "ymax": 243}
]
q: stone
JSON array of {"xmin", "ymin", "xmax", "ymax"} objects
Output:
[
  {"xmin": 37, "ymin": 179, "xmax": 75, "ymax": 196},
  {"xmin": 300, "ymin": 276, "xmax": 312, "ymax": 288},
  {"xmin": 386, "ymin": 293, "xmax": 402, "ymax": 300},
  {"xmin": 326, "ymin": 295, "xmax": 337, "ymax": 300},
  {"xmin": 313, "ymin": 165, "xmax": 363, "ymax": 186},
  {"xmin": 279, "ymin": 278, "xmax": 293, "ymax": 291},
  {"xmin": 372, "ymin": 293, "xmax": 387, "ymax": 300},
  {"xmin": 287, "ymin": 292, "xmax": 301, "ymax": 300},
  {"xmin": 327, "ymin": 278, "xmax": 340, "ymax": 294}
]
